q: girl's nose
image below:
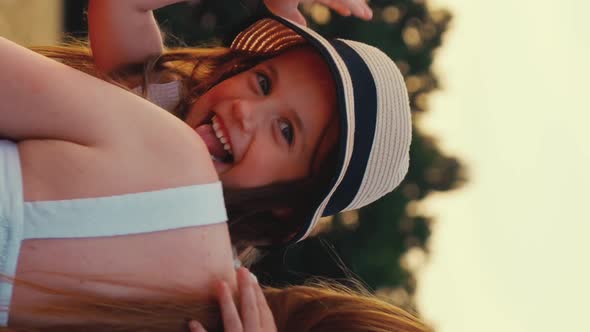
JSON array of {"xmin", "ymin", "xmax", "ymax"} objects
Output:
[{"xmin": 232, "ymin": 99, "xmax": 258, "ymax": 133}]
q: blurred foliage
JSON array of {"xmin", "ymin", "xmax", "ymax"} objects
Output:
[{"xmin": 64, "ymin": 0, "xmax": 463, "ymax": 313}]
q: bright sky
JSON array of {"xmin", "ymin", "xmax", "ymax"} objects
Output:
[{"xmin": 416, "ymin": 0, "xmax": 590, "ymax": 331}]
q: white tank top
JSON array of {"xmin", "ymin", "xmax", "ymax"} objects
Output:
[{"xmin": 0, "ymin": 140, "xmax": 227, "ymax": 325}]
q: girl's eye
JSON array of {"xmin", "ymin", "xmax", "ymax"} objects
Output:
[
  {"xmin": 256, "ymin": 72, "xmax": 271, "ymax": 95},
  {"xmin": 279, "ymin": 119, "xmax": 294, "ymax": 145}
]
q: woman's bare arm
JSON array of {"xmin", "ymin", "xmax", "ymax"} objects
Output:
[
  {"xmin": 0, "ymin": 36, "xmax": 119, "ymax": 145},
  {"xmin": 0, "ymin": 36, "xmax": 175, "ymax": 146},
  {"xmin": 88, "ymin": 0, "xmax": 185, "ymax": 74},
  {"xmin": 0, "ymin": 37, "xmax": 217, "ymax": 199}
]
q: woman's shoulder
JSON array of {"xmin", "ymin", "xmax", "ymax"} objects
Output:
[{"xmin": 17, "ymin": 123, "xmax": 217, "ymax": 202}]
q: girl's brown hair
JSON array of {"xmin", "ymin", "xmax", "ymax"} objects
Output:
[
  {"xmin": 2, "ymin": 280, "xmax": 430, "ymax": 332},
  {"xmin": 32, "ymin": 43, "xmax": 339, "ymax": 251}
]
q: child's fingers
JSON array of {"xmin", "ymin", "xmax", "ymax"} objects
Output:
[
  {"xmin": 264, "ymin": 0, "xmax": 307, "ymax": 25},
  {"xmin": 346, "ymin": 0, "xmax": 372, "ymax": 20},
  {"xmin": 210, "ymin": 270, "xmax": 276, "ymax": 332},
  {"xmin": 216, "ymin": 280, "xmax": 243, "ymax": 332},
  {"xmin": 316, "ymin": 0, "xmax": 372, "ymax": 20},
  {"xmin": 253, "ymin": 274, "xmax": 277, "ymax": 331},
  {"xmin": 284, "ymin": 8, "xmax": 307, "ymax": 25},
  {"xmin": 357, "ymin": 0, "xmax": 373, "ymax": 20},
  {"xmin": 238, "ymin": 267, "xmax": 261, "ymax": 331},
  {"xmin": 319, "ymin": 0, "xmax": 352, "ymax": 16},
  {"xmin": 188, "ymin": 320, "xmax": 208, "ymax": 332}
]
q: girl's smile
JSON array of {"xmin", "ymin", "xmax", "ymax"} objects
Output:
[{"xmin": 186, "ymin": 47, "xmax": 339, "ymax": 188}]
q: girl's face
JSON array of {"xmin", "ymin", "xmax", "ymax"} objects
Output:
[{"xmin": 186, "ymin": 47, "xmax": 339, "ymax": 188}]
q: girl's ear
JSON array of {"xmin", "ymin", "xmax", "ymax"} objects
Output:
[{"xmin": 271, "ymin": 207, "xmax": 293, "ymax": 219}]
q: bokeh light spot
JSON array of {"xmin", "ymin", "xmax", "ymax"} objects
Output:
[
  {"xmin": 310, "ymin": 4, "xmax": 331, "ymax": 25},
  {"xmin": 382, "ymin": 6, "xmax": 402, "ymax": 24}
]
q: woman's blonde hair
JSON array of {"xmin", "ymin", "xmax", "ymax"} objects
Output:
[{"xmin": 2, "ymin": 280, "xmax": 430, "ymax": 332}]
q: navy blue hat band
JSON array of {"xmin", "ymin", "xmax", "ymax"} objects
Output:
[{"xmin": 322, "ymin": 40, "xmax": 378, "ymax": 216}]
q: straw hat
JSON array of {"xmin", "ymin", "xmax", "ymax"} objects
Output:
[{"xmin": 231, "ymin": 15, "xmax": 412, "ymax": 242}]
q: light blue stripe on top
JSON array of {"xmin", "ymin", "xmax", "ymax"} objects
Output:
[{"xmin": 22, "ymin": 182, "xmax": 227, "ymax": 239}]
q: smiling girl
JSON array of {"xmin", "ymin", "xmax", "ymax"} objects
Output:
[{"xmin": 186, "ymin": 45, "xmax": 338, "ymax": 188}]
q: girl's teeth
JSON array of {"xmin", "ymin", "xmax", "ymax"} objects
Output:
[{"xmin": 211, "ymin": 115, "xmax": 233, "ymax": 156}]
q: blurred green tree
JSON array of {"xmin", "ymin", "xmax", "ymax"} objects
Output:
[{"xmin": 64, "ymin": 0, "xmax": 463, "ymax": 313}]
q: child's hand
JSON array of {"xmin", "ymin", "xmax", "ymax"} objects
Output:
[
  {"xmin": 189, "ymin": 267, "xmax": 277, "ymax": 332},
  {"xmin": 264, "ymin": 0, "xmax": 372, "ymax": 26}
]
